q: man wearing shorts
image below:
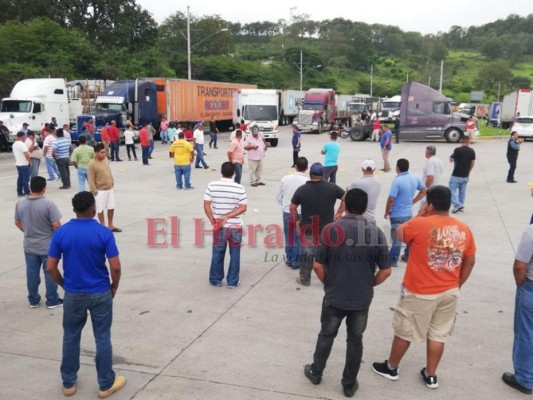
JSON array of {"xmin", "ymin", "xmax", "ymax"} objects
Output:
[
  {"xmin": 372, "ymin": 185, "xmax": 476, "ymax": 389},
  {"xmin": 88, "ymin": 143, "xmax": 121, "ymax": 233}
]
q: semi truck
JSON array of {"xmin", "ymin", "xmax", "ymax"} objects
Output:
[
  {"xmin": 294, "ymin": 88, "xmax": 350, "ymax": 134},
  {"xmin": 501, "ymin": 89, "xmax": 533, "ymax": 129},
  {"xmin": 233, "ymin": 89, "xmax": 280, "ymax": 146},
  {"xmin": 379, "ymin": 95, "xmax": 401, "ymax": 122},
  {"xmin": 279, "ymin": 89, "xmax": 305, "ymax": 126},
  {"xmin": 78, "ymin": 78, "xmax": 256, "ymax": 140},
  {"xmin": 0, "ymin": 78, "xmax": 109, "ymax": 143}
]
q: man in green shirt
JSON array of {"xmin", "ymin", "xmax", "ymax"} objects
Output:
[{"xmin": 71, "ymin": 135, "xmax": 95, "ymax": 192}]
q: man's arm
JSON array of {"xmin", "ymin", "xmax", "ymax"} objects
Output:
[
  {"xmin": 24, "ymin": 150, "xmax": 31, "ymax": 163},
  {"xmin": 15, "ymin": 220, "xmax": 23, "ymax": 232},
  {"xmin": 469, "ymin": 160, "xmax": 475, "ymax": 172},
  {"xmin": 513, "ymin": 260, "xmax": 528, "ymax": 286},
  {"xmin": 313, "ymin": 260, "xmax": 327, "ymax": 284},
  {"xmin": 289, "ymin": 202, "xmax": 300, "ymax": 223},
  {"xmin": 459, "ymin": 254, "xmax": 476, "ymax": 288},
  {"xmin": 384, "ymin": 196, "xmax": 395, "ymax": 219},
  {"xmin": 204, "ymin": 200, "xmax": 215, "ymax": 225},
  {"xmin": 52, "ymin": 220, "xmax": 61, "ymax": 230},
  {"xmin": 412, "ymin": 187, "xmax": 428, "ymax": 204},
  {"xmin": 221, "ymin": 204, "xmax": 247, "ymax": 223},
  {"xmin": 108, "ymin": 256, "xmax": 121, "ymax": 298},
  {"xmin": 335, "ymin": 194, "xmax": 346, "ymax": 221},
  {"xmin": 424, "ymin": 175, "xmax": 434, "ymax": 188},
  {"xmin": 87, "ymin": 164, "xmax": 97, "ymax": 195},
  {"xmin": 46, "ymin": 256, "xmax": 64, "ymax": 288},
  {"xmin": 373, "ymin": 268, "xmax": 392, "ymax": 286}
]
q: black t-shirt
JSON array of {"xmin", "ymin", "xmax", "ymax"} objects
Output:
[
  {"xmin": 451, "ymin": 145, "xmax": 476, "ymax": 178},
  {"xmin": 315, "ymin": 215, "xmax": 391, "ymax": 310},
  {"xmin": 291, "ymin": 180, "xmax": 345, "ymax": 233},
  {"xmin": 209, "ymin": 122, "xmax": 217, "ymax": 132}
]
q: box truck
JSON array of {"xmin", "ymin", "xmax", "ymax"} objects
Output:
[
  {"xmin": 233, "ymin": 89, "xmax": 280, "ymax": 146},
  {"xmin": 501, "ymin": 89, "xmax": 533, "ymax": 129},
  {"xmin": 279, "ymin": 90, "xmax": 305, "ymax": 126}
]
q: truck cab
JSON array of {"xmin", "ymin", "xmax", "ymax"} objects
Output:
[
  {"xmin": 234, "ymin": 89, "xmax": 280, "ymax": 147},
  {"xmin": 295, "ymin": 88, "xmax": 337, "ymax": 133},
  {"xmin": 0, "ymin": 78, "xmax": 70, "ymax": 143},
  {"xmin": 379, "ymin": 95, "xmax": 401, "ymax": 122}
]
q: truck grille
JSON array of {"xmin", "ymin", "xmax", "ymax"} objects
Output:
[{"xmin": 298, "ymin": 112, "xmax": 314, "ymax": 125}]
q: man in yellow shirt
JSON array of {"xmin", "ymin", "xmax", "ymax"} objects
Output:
[{"xmin": 169, "ymin": 132, "xmax": 195, "ymax": 190}]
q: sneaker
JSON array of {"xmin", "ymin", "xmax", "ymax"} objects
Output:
[
  {"xmin": 29, "ymin": 301, "xmax": 41, "ymax": 308},
  {"xmin": 47, "ymin": 299, "xmax": 64, "ymax": 309},
  {"xmin": 343, "ymin": 380, "xmax": 359, "ymax": 397},
  {"xmin": 285, "ymin": 260, "xmax": 293, "ymax": 268},
  {"xmin": 257, "ymin": 182, "xmax": 266, "ymax": 186},
  {"xmin": 304, "ymin": 364, "xmax": 321, "ymax": 385},
  {"xmin": 98, "ymin": 376, "xmax": 126, "ymax": 399},
  {"xmin": 184, "ymin": 187, "xmax": 194, "ymax": 190},
  {"xmin": 210, "ymin": 281, "xmax": 222, "ymax": 287},
  {"xmin": 227, "ymin": 281, "xmax": 240, "ymax": 289},
  {"xmin": 214, "ymin": 146, "xmax": 218, "ymax": 149},
  {"xmin": 400, "ymin": 255, "xmax": 408, "ymax": 262},
  {"xmin": 452, "ymin": 206, "xmax": 464, "ymax": 214},
  {"xmin": 420, "ymin": 368, "xmax": 438, "ymax": 389},
  {"xmin": 204, "ymin": 166, "xmax": 210, "ymax": 169},
  {"xmin": 177, "ymin": 187, "xmax": 183, "ymax": 190},
  {"xmin": 296, "ymin": 277, "xmax": 310, "ymax": 287},
  {"xmin": 63, "ymin": 384, "xmax": 77, "ymax": 396},
  {"xmin": 502, "ymin": 372, "xmax": 532, "ymax": 394},
  {"xmin": 372, "ymin": 360, "xmax": 399, "ymax": 381},
  {"xmin": 251, "ymin": 183, "xmax": 259, "ymax": 187}
]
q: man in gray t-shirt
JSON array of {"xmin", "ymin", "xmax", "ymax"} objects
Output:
[
  {"xmin": 14, "ymin": 176, "xmax": 62, "ymax": 308},
  {"xmin": 422, "ymin": 146, "xmax": 443, "ymax": 188},
  {"xmin": 347, "ymin": 159, "xmax": 381, "ymax": 224}
]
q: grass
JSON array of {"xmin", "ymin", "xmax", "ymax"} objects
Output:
[{"xmin": 479, "ymin": 125, "xmax": 509, "ymax": 137}]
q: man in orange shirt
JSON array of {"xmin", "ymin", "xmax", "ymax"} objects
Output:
[
  {"xmin": 139, "ymin": 122, "xmax": 150, "ymax": 166},
  {"xmin": 100, "ymin": 124, "xmax": 110, "ymax": 160},
  {"xmin": 227, "ymin": 129, "xmax": 244, "ymax": 183},
  {"xmin": 372, "ymin": 185, "xmax": 476, "ymax": 390}
]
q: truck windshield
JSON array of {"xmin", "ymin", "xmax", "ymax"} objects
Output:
[
  {"xmin": 382, "ymin": 101, "xmax": 401, "ymax": 110},
  {"xmin": 0, "ymin": 100, "xmax": 32, "ymax": 113},
  {"xmin": 96, "ymin": 103, "xmax": 124, "ymax": 112},
  {"xmin": 348, "ymin": 104, "xmax": 367, "ymax": 112},
  {"xmin": 302, "ymin": 104, "xmax": 323, "ymax": 111},
  {"xmin": 244, "ymin": 105, "xmax": 277, "ymax": 121}
]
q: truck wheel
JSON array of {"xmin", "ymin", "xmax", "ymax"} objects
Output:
[
  {"xmin": 270, "ymin": 139, "xmax": 278, "ymax": 147},
  {"xmin": 349, "ymin": 125, "xmax": 367, "ymax": 141},
  {"xmin": 444, "ymin": 128, "xmax": 463, "ymax": 143}
]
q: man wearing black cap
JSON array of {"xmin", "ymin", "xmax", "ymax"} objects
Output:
[{"xmin": 290, "ymin": 162, "xmax": 345, "ymax": 286}]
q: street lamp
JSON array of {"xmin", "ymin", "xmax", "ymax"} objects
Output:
[
  {"xmin": 186, "ymin": 6, "xmax": 229, "ymax": 80},
  {"xmin": 295, "ymin": 49, "xmax": 321, "ymax": 91}
]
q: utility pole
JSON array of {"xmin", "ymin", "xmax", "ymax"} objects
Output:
[
  {"xmin": 299, "ymin": 49, "xmax": 303, "ymax": 91},
  {"xmin": 439, "ymin": 59, "xmax": 443, "ymax": 93},
  {"xmin": 187, "ymin": 5, "xmax": 191, "ymax": 80},
  {"xmin": 370, "ymin": 64, "xmax": 373, "ymax": 97}
]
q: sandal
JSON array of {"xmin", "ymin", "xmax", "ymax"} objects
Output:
[{"xmin": 110, "ymin": 227, "xmax": 122, "ymax": 233}]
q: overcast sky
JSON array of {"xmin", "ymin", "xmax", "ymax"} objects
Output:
[{"xmin": 136, "ymin": 0, "xmax": 531, "ymax": 34}]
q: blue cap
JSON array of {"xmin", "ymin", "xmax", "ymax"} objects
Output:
[{"xmin": 310, "ymin": 162, "xmax": 324, "ymax": 176}]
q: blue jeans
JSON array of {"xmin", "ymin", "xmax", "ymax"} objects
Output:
[
  {"xmin": 299, "ymin": 232, "xmax": 318, "ymax": 284},
  {"xmin": 160, "ymin": 130, "xmax": 168, "ymax": 143},
  {"xmin": 149, "ymin": 139, "xmax": 154, "ymax": 157},
  {"xmin": 449, "ymin": 176, "xmax": 469, "ymax": 209},
  {"xmin": 110, "ymin": 141, "xmax": 120, "ymax": 161},
  {"xmin": 513, "ymin": 281, "xmax": 533, "ymax": 389},
  {"xmin": 141, "ymin": 145, "xmax": 150, "ymax": 165},
  {"xmin": 16, "ymin": 165, "xmax": 30, "ymax": 195},
  {"xmin": 45, "ymin": 156, "xmax": 59, "ymax": 180},
  {"xmin": 61, "ymin": 290, "xmax": 115, "ymax": 391},
  {"xmin": 389, "ymin": 216, "xmax": 411, "ymax": 264},
  {"xmin": 209, "ymin": 132, "xmax": 218, "ymax": 147},
  {"xmin": 174, "ymin": 165, "xmax": 192, "ymax": 189},
  {"xmin": 323, "ymin": 165, "xmax": 338, "ymax": 183},
  {"xmin": 233, "ymin": 162, "xmax": 242, "ymax": 184},
  {"xmin": 283, "ymin": 212, "xmax": 300, "ymax": 266},
  {"xmin": 311, "ymin": 298, "xmax": 369, "ymax": 388},
  {"xmin": 195, "ymin": 144, "xmax": 208, "ymax": 168},
  {"xmin": 77, "ymin": 167, "xmax": 87, "ymax": 192},
  {"xmin": 25, "ymin": 252, "xmax": 60, "ymax": 306},
  {"xmin": 30, "ymin": 157, "xmax": 40, "ymax": 178},
  {"xmin": 209, "ymin": 227, "xmax": 242, "ymax": 286}
]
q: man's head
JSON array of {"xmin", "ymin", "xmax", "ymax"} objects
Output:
[
  {"xmin": 27, "ymin": 130, "xmax": 35, "ymax": 139},
  {"xmin": 461, "ymin": 135, "xmax": 470, "ymax": 145},
  {"xmin": 16, "ymin": 131, "xmax": 25, "ymax": 141},
  {"xmin": 94, "ymin": 143, "xmax": 106, "ymax": 160},
  {"xmin": 178, "ymin": 132, "xmax": 184, "ymax": 139},
  {"xmin": 235, "ymin": 122, "xmax": 241, "ymax": 129},
  {"xmin": 72, "ymin": 191, "xmax": 96, "ymax": 217},
  {"xmin": 309, "ymin": 162, "xmax": 324, "ymax": 179},
  {"xmin": 396, "ymin": 158, "xmax": 409, "ymax": 173},
  {"xmin": 79, "ymin": 135, "xmax": 87, "ymax": 145},
  {"xmin": 51, "ymin": 117, "xmax": 57, "ymax": 123},
  {"xmin": 330, "ymin": 131, "xmax": 338, "ymax": 140},
  {"xmin": 291, "ymin": 124, "xmax": 298, "ymax": 132},
  {"xmin": 251, "ymin": 125, "xmax": 259, "ymax": 136},
  {"xmin": 111, "ymin": 120, "xmax": 116, "ymax": 126},
  {"xmin": 22, "ymin": 122, "xmax": 29, "ymax": 129},
  {"xmin": 425, "ymin": 145, "xmax": 436, "ymax": 159},
  {"xmin": 425, "ymin": 185, "xmax": 452, "ymax": 213},
  {"xmin": 221, "ymin": 161, "xmax": 235, "ymax": 178},
  {"xmin": 63, "ymin": 124, "xmax": 70, "ymax": 130},
  {"xmin": 30, "ymin": 176, "xmax": 46, "ymax": 194},
  {"xmin": 511, "ymin": 131, "xmax": 518, "ymax": 139},
  {"xmin": 56, "ymin": 129, "xmax": 64, "ymax": 138},
  {"xmin": 236, "ymin": 129, "xmax": 242, "ymax": 138},
  {"xmin": 49, "ymin": 127, "xmax": 56, "ymax": 135},
  {"xmin": 295, "ymin": 157, "xmax": 308, "ymax": 172},
  {"xmin": 361, "ymin": 159, "xmax": 376, "ymax": 175},
  {"xmin": 345, "ymin": 188, "xmax": 368, "ymax": 215}
]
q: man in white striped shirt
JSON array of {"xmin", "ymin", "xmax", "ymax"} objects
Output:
[{"xmin": 204, "ymin": 162, "xmax": 248, "ymax": 288}]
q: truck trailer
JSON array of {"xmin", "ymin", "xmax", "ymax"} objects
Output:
[
  {"xmin": 501, "ymin": 89, "xmax": 533, "ymax": 129},
  {"xmin": 279, "ymin": 90, "xmax": 305, "ymax": 126}
]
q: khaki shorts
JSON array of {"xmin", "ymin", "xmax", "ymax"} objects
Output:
[
  {"xmin": 95, "ymin": 189, "xmax": 116, "ymax": 213},
  {"xmin": 393, "ymin": 286, "xmax": 460, "ymax": 343}
]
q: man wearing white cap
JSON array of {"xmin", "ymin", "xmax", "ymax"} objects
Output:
[
  {"xmin": 193, "ymin": 123, "xmax": 209, "ymax": 169},
  {"xmin": 347, "ymin": 160, "xmax": 381, "ymax": 224}
]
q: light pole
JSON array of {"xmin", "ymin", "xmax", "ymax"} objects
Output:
[
  {"xmin": 186, "ymin": 6, "xmax": 229, "ymax": 80},
  {"xmin": 295, "ymin": 50, "xmax": 321, "ymax": 91}
]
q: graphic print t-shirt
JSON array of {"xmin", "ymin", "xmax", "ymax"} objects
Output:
[{"xmin": 401, "ymin": 215, "xmax": 476, "ymax": 294}]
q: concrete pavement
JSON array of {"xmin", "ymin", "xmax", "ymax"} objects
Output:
[{"xmin": 0, "ymin": 128, "xmax": 530, "ymax": 399}]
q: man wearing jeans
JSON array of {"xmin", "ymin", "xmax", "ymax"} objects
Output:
[
  {"xmin": 384, "ymin": 159, "xmax": 426, "ymax": 266},
  {"xmin": 47, "ymin": 191, "xmax": 126, "ymax": 398},
  {"xmin": 15, "ymin": 176, "xmax": 62, "ymax": 308},
  {"xmin": 12, "ymin": 131, "xmax": 31, "ymax": 196},
  {"xmin": 52, "ymin": 129, "xmax": 72, "ymax": 189},
  {"xmin": 194, "ymin": 123, "xmax": 209, "ymax": 169},
  {"xmin": 321, "ymin": 131, "xmax": 340, "ymax": 183},
  {"xmin": 43, "ymin": 128, "xmax": 60, "ymax": 181},
  {"xmin": 303, "ymin": 189, "xmax": 391, "ymax": 397},
  {"xmin": 204, "ymin": 162, "xmax": 247, "ymax": 288},
  {"xmin": 169, "ymin": 132, "xmax": 194, "ymax": 190},
  {"xmin": 502, "ymin": 224, "xmax": 533, "ymax": 394},
  {"xmin": 276, "ymin": 157, "xmax": 308, "ymax": 269},
  {"xmin": 71, "ymin": 135, "xmax": 95, "ymax": 192},
  {"xmin": 227, "ymin": 129, "xmax": 244, "ymax": 184},
  {"xmin": 449, "ymin": 135, "xmax": 476, "ymax": 213}
]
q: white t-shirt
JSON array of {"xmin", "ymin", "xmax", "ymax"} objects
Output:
[
  {"xmin": 43, "ymin": 135, "xmax": 56, "ymax": 157},
  {"xmin": 193, "ymin": 128, "xmax": 204, "ymax": 145},
  {"xmin": 422, "ymin": 156, "xmax": 443, "ymax": 187},
  {"xmin": 13, "ymin": 141, "xmax": 29, "ymax": 166},
  {"xmin": 124, "ymin": 129, "xmax": 134, "ymax": 145},
  {"xmin": 64, "ymin": 130, "xmax": 72, "ymax": 143}
]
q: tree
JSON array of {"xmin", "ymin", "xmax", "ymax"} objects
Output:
[{"xmin": 474, "ymin": 61, "xmax": 513, "ymax": 91}]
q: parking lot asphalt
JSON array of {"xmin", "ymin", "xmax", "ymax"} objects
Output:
[{"xmin": 0, "ymin": 127, "xmax": 530, "ymax": 399}]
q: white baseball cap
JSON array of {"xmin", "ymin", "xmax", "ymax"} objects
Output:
[{"xmin": 362, "ymin": 159, "xmax": 376, "ymax": 171}]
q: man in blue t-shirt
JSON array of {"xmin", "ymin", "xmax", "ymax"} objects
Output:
[
  {"xmin": 379, "ymin": 125, "xmax": 392, "ymax": 172},
  {"xmin": 47, "ymin": 192, "xmax": 126, "ymax": 398},
  {"xmin": 384, "ymin": 159, "xmax": 427, "ymax": 266},
  {"xmin": 321, "ymin": 131, "xmax": 340, "ymax": 183}
]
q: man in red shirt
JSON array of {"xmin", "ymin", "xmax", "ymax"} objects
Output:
[
  {"xmin": 139, "ymin": 122, "xmax": 150, "ymax": 165},
  {"xmin": 107, "ymin": 120, "xmax": 122, "ymax": 162}
]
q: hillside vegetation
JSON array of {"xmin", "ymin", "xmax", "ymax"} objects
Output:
[{"xmin": 0, "ymin": 1, "xmax": 532, "ymax": 104}]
